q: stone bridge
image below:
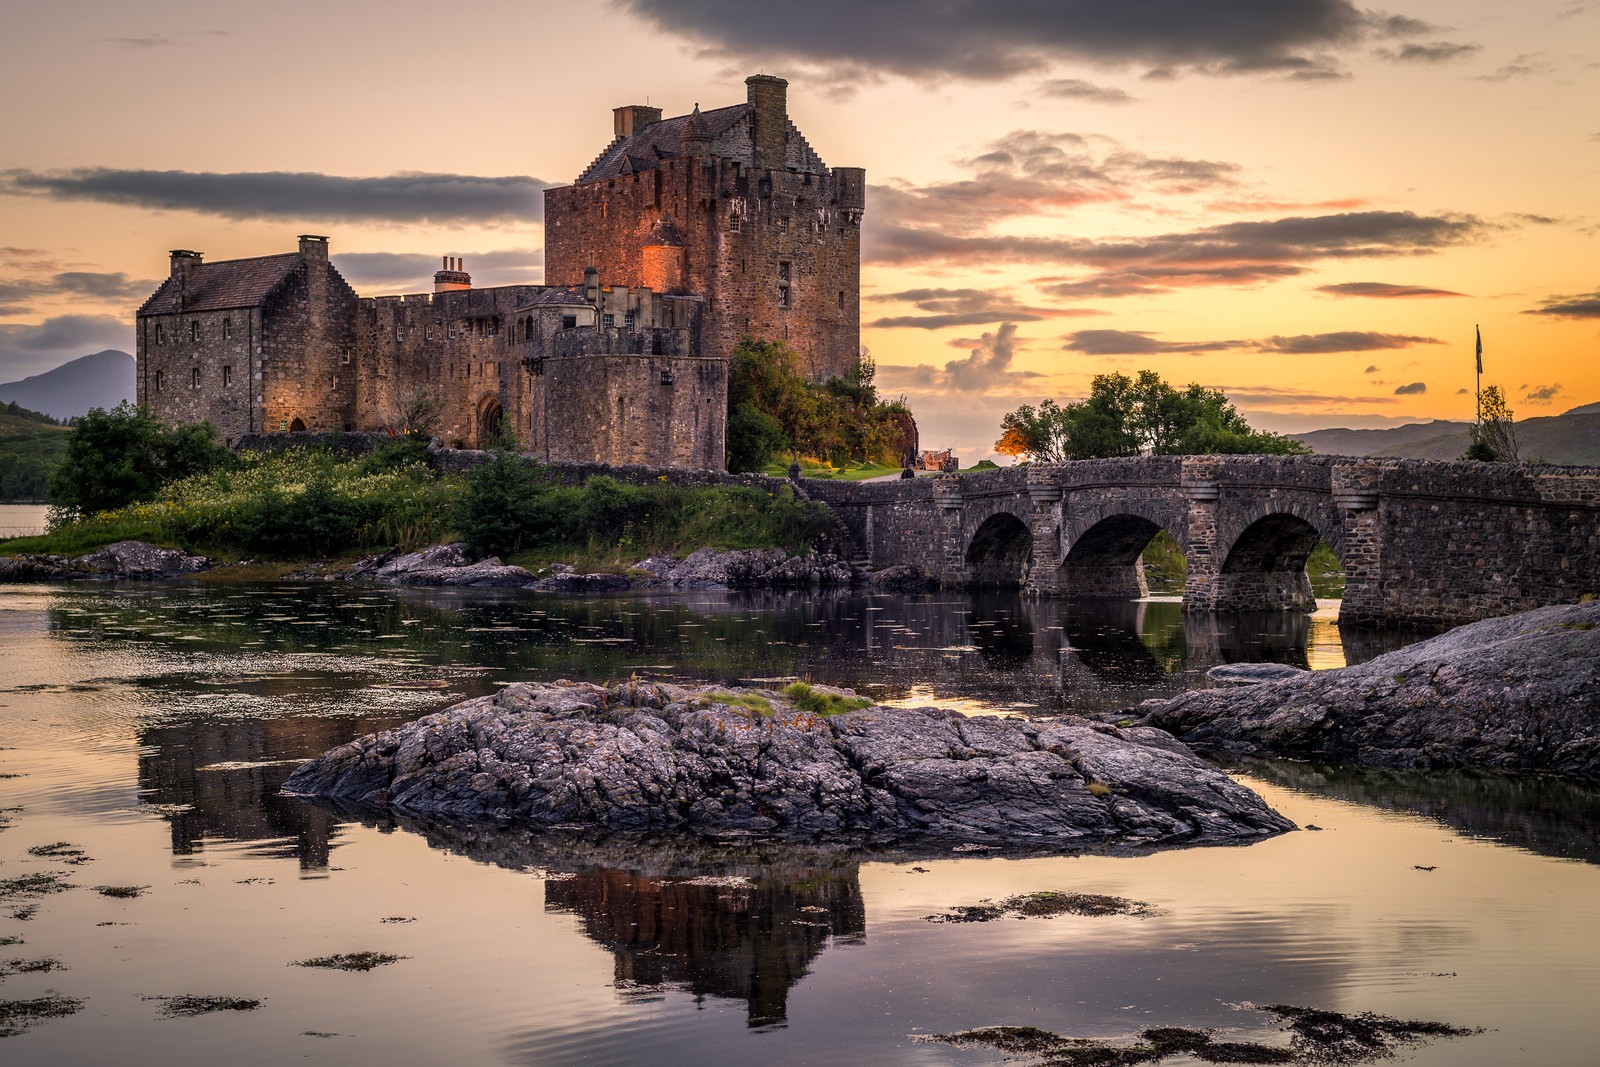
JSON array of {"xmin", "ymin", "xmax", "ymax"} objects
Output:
[{"xmin": 803, "ymin": 455, "xmax": 1600, "ymax": 628}]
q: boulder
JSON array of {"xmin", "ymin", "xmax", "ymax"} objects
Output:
[
  {"xmin": 284, "ymin": 680, "xmax": 1293, "ymax": 846},
  {"xmin": 1141, "ymin": 602, "xmax": 1600, "ymax": 779},
  {"xmin": 0, "ymin": 540, "xmax": 209, "ymax": 581},
  {"xmin": 372, "ymin": 543, "xmax": 536, "ymax": 587},
  {"xmin": 1206, "ymin": 662, "xmax": 1310, "ymax": 686},
  {"xmin": 633, "ymin": 548, "xmax": 853, "ymax": 589}
]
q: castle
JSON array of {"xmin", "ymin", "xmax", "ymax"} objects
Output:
[{"xmin": 135, "ymin": 76, "xmax": 865, "ymax": 471}]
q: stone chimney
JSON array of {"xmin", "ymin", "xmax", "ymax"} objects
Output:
[
  {"xmin": 613, "ymin": 104, "xmax": 663, "ymax": 140},
  {"xmin": 298, "ymin": 234, "xmax": 329, "ymax": 262},
  {"xmin": 583, "ymin": 265, "xmax": 600, "ymax": 309},
  {"xmin": 434, "ymin": 255, "xmax": 471, "ymax": 293},
  {"xmin": 169, "ymin": 250, "xmax": 202, "ymax": 308},
  {"xmin": 746, "ymin": 74, "xmax": 789, "ymax": 170}
]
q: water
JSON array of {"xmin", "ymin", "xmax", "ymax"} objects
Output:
[
  {"xmin": 0, "ymin": 503, "xmax": 49, "ymax": 538},
  {"xmin": 0, "ymin": 581, "xmax": 1595, "ymax": 1065}
]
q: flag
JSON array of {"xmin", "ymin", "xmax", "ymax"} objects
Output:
[{"xmin": 1475, "ymin": 325, "xmax": 1483, "ymax": 375}]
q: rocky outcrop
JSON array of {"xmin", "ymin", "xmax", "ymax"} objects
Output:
[
  {"xmin": 365, "ymin": 543, "xmax": 536, "ymax": 587},
  {"xmin": 1206, "ymin": 663, "xmax": 1310, "ymax": 686},
  {"xmin": 1141, "ymin": 602, "xmax": 1600, "ymax": 778},
  {"xmin": 632, "ymin": 548, "xmax": 853, "ymax": 589},
  {"xmin": 284, "ymin": 680, "xmax": 1293, "ymax": 846},
  {"xmin": 0, "ymin": 540, "xmax": 209, "ymax": 582}
]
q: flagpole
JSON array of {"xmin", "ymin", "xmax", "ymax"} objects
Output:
[{"xmin": 1474, "ymin": 325, "xmax": 1482, "ymax": 427}]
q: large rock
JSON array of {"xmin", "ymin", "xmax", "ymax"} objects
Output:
[
  {"xmin": 370, "ymin": 543, "xmax": 537, "ymax": 587},
  {"xmin": 0, "ymin": 540, "xmax": 208, "ymax": 582},
  {"xmin": 1141, "ymin": 602, "xmax": 1600, "ymax": 778},
  {"xmin": 633, "ymin": 548, "xmax": 853, "ymax": 589},
  {"xmin": 284, "ymin": 680, "xmax": 1292, "ymax": 845}
]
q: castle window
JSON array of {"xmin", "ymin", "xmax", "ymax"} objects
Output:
[
  {"xmin": 155, "ymin": 323, "xmax": 165, "ymax": 345},
  {"xmin": 426, "ymin": 326, "xmax": 434, "ymax": 340},
  {"xmin": 222, "ymin": 317, "xmax": 232, "ymax": 339},
  {"xmin": 396, "ymin": 325, "xmax": 404, "ymax": 341},
  {"xmin": 624, "ymin": 312, "xmax": 635, "ymax": 329},
  {"xmin": 562, "ymin": 315, "xmax": 577, "ymax": 329},
  {"xmin": 222, "ymin": 365, "xmax": 232, "ymax": 387},
  {"xmin": 838, "ymin": 290, "xmax": 845, "ymax": 309},
  {"xmin": 448, "ymin": 324, "xmax": 456, "ymax": 340},
  {"xmin": 190, "ymin": 367, "xmax": 200, "ymax": 388},
  {"xmin": 486, "ymin": 319, "xmax": 496, "ymax": 338},
  {"xmin": 341, "ymin": 348, "xmax": 351, "ymax": 366},
  {"xmin": 728, "ymin": 214, "xmax": 741, "ymax": 233},
  {"xmin": 602, "ymin": 313, "xmax": 615, "ymax": 329},
  {"xmin": 189, "ymin": 321, "xmax": 199, "ymax": 342},
  {"xmin": 777, "ymin": 285, "xmax": 789, "ymax": 309},
  {"xmin": 330, "ymin": 374, "xmax": 338, "ymax": 389},
  {"xmin": 155, "ymin": 369, "xmax": 165, "ymax": 391},
  {"xmin": 778, "ymin": 216, "xmax": 789, "ymax": 233},
  {"xmin": 779, "ymin": 261, "xmax": 791, "ymax": 282},
  {"xmin": 601, "ymin": 201, "xmax": 608, "ymax": 218}
]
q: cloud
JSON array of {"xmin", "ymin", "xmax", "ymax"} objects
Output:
[
  {"xmin": 878, "ymin": 321, "xmax": 1044, "ymax": 394},
  {"xmin": 1062, "ymin": 329, "xmax": 1249, "ymax": 355},
  {"xmin": 0, "ymin": 168, "xmax": 549, "ymax": 225},
  {"xmin": 1377, "ymin": 41, "xmax": 1481, "ymax": 63},
  {"xmin": 1316, "ymin": 280, "xmax": 1466, "ymax": 298},
  {"xmin": 0, "ymin": 314, "xmax": 132, "ymax": 380},
  {"xmin": 1472, "ymin": 53, "xmax": 1554, "ymax": 81},
  {"xmin": 1524, "ymin": 383, "xmax": 1565, "ymax": 404},
  {"xmin": 1256, "ymin": 331, "xmax": 1443, "ymax": 353},
  {"xmin": 1394, "ymin": 381, "xmax": 1427, "ymax": 395},
  {"xmin": 871, "ymin": 205, "xmax": 1487, "ymax": 297},
  {"xmin": 865, "ymin": 286, "xmax": 1099, "ymax": 329},
  {"xmin": 331, "ymin": 249, "xmax": 544, "ymax": 290},
  {"xmin": 1365, "ymin": 364, "xmax": 1380, "ymax": 372},
  {"xmin": 1037, "ymin": 78, "xmax": 1137, "ymax": 105},
  {"xmin": 105, "ymin": 35, "xmax": 176, "ymax": 48},
  {"xmin": 1214, "ymin": 384, "xmax": 1401, "ymax": 406},
  {"xmin": 1456, "ymin": 387, "xmax": 1469, "ymax": 394},
  {"xmin": 1062, "ymin": 328, "xmax": 1441, "ymax": 356},
  {"xmin": 1524, "ymin": 288, "xmax": 1600, "ymax": 318},
  {"xmin": 617, "ymin": 0, "xmax": 1433, "ymax": 81},
  {"xmin": 0, "ymin": 271, "xmax": 161, "ymax": 307}
]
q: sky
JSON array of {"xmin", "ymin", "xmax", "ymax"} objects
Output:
[{"xmin": 1, "ymin": 0, "xmax": 1596, "ymax": 458}]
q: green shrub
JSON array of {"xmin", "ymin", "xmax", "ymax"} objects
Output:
[
  {"xmin": 781, "ymin": 682, "xmax": 872, "ymax": 717},
  {"xmin": 48, "ymin": 403, "xmax": 233, "ymax": 518}
]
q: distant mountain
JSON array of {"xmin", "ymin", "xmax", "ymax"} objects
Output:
[
  {"xmin": 0, "ymin": 350, "xmax": 135, "ymax": 421},
  {"xmin": 1293, "ymin": 408, "xmax": 1600, "ymax": 466}
]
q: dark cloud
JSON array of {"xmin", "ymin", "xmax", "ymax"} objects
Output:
[
  {"xmin": 0, "ymin": 168, "xmax": 548, "ymax": 224},
  {"xmin": 1524, "ymin": 383, "xmax": 1565, "ymax": 403},
  {"xmin": 1063, "ymin": 329, "xmax": 1249, "ymax": 355},
  {"xmin": 332, "ymin": 249, "xmax": 544, "ymax": 290},
  {"xmin": 865, "ymin": 287, "xmax": 1099, "ymax": 329},
  {"xmin": 618, "ymin": 0, "xmax": 1433, "ymax": 81},
  {"xmin": 1213, "ymin": 384, "xmax": 1400, "ymax": 405},
  {"xmin": 1524, "ymin": 288, "xmax": 1600, "ymax": 319},
  {"xmin": 1316, "ymin": 280, "xmax": 1466, "ymax": 298},
  {"xmin": 105, "ymin": 35, "xmax": 176, "ymax": 47},
  {"xmin": 1377, "ymin": 41, "xmax": 1481, "ymax": 63},
  {"xmin": 1394, "ymin": 381, "xmax": 1427, "ymax": 395},
  {"xmin": 0, "ymin": 271, "xmax": 165, "ymax": 307},
  {"xmin": 876, "ymin": 209, "xmax": 1484, "ymax": 300},
  {"xmin": 1037, "ymin": 78, "xmax": 1137, "ymax": 104},
  {"xmin": 1256, "ymin": 331, "xmax": 1442, "ymax": 353},
  {"xmin": 1365, "ymin": 364, "xmax": 1380, "ymax": 372},
  {"xmin": 1063, "ymin": 328, "xmax": 1438, "ymax": 356},
  {"xmin": 1456, "ymin": 387, "xmax": 1469, "ymax": 394},
  {"xmin": 0, "ymin": 314, "xmax": 132, "ymax": 380}
]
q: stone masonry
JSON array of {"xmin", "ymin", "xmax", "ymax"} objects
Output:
[{"xmin": 805, "ymin": 456, "xmax": 1600, "ymax": 629}]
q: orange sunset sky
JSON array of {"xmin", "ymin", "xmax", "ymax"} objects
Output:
[{"xmin": 2, "ymin": 0, "xmax": 1596, "ymax": 459}]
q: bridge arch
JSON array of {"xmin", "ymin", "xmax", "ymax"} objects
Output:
[
  {"xmin": 1060, "ymin": 502, "xmax": 1189, "ymax": 600},
  {"xmin": 1212, "ymin": 502, "xmax": 1344, "ymax": 612},
  {"xmin": 964, "ymin": 511, "xmax": 1033, "ymax": 588}
]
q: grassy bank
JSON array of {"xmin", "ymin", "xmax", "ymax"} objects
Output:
[{"xmin": 0, "ymin": 446, "xmax": 834, "ymax": 569}]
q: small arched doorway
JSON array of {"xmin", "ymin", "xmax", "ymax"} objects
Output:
[
  {"xmin": 288, "ymin": 417, "xmax": 306, "ymax": 432},
  {"xmin": 476, "ymin": 395, "xmax": 505, "ymax": 450}
]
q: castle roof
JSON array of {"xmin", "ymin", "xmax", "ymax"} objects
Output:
[
  {"xmin": 576, "ymin": 100, "xmax": 826, "ymax": 184},
  {"xmin": 138, "ymin": 253, "xmax": 301, "ymax": 316}
]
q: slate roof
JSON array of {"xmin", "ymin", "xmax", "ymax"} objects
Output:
[
  {"xmin": 578, "ymin": 103, "xmax": 751, "ymax": 183},
  {"xmin": 513, "ymin": 286, "xmax": 592, "ymax": 310},
  {"xmin": 138, "ymin": 253, "xmax": 300, "ymax": 316}
]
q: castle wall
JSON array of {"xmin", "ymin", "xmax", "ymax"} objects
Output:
[
  {"xmin": 528, "ymin": 333, "xmax": 726, "ymax": 469},
  {"xmin": 138, "ymin": 306, "xmax": 259, "ymax": 439},
  {"xmin": 257, "ymin": 252, "xmax": 359, "ymax": 434}
]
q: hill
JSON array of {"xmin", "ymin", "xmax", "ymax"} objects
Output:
[
  {"xmin": 0, "ymin": 350, "xmax": 135, "ymax": 421},
  {"xmin": 0, "ymin": 401, "xmax": 70, "ymax": 501},
  {"xmin": 1293, "ymin": 408, "xmax": 1600, "ymax": 466}
]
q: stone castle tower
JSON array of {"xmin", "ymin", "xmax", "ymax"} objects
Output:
[{"xmin": 544, "ymin": 75, "xmax": 865, "ymax": 381}]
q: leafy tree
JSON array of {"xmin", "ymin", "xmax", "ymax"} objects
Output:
[
  {"xmin": 48, "ymin": 403, "xmax": 233, "ymax": 517},
  {"xmin": 996, "ymin": 370, "xmax": 1308, "ymax": 462},
  {"xmin": 725, "ymin": 340, "xmax": 915, "ymax": 471},
  {"xmin": 1461, "ymin": 385, "xmax": 1518, "ymax": 462}
]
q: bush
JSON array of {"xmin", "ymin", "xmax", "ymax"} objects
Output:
[{"xmin": 49, "ymin": 403, "xmax": 233, "ymax": 518}]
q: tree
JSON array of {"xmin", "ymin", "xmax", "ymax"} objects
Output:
[
  {"xmin": 48, "ymin": 403, "xmax": 233, "ymax": 518},
  {"xmin": 995, "ymin": 371, "xmax": 1308, "ymax": 462},
  {"xmin": 1461, "ymin": 385, "xmax": 1518, "ymax": 462}
]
